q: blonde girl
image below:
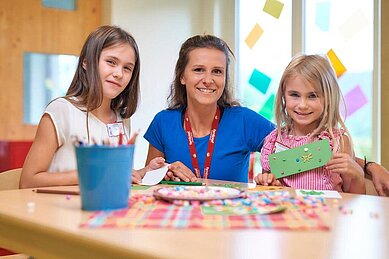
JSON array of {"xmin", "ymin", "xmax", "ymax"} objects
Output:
[{"xmin": 255, "ymin": 54, "xmax": 365, "ymax": 194}]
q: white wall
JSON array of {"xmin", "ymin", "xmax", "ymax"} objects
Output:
[{"xmin": 103, "ymin": 0, "xmax": 235, "ymax": 168}]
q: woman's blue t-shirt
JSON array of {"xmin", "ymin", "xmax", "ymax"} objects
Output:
[{"xmin": 144, "ymin": 106, "xmax": 275, "ymax": 182}]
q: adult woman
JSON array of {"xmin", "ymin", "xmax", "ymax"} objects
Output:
[{"xmin": 144, "ymin": 35, "xmax": 274, "ymax": 183}]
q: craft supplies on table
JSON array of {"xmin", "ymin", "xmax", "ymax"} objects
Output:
[
  {"xmin": 80, "ymin": 190, "xmax": 329, "ymax": 231},
  {"xmin": 153, "ymin": 186, "xmax": 244, "ymax": 201}
]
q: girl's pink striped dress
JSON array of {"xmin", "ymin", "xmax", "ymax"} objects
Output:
[{"xmin": 260, "ymin": 129, "xmax": 344, "ymax": 191}]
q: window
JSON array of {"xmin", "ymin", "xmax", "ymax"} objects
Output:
[
  {"xmin": 237, "ymin": 0, "xmax": 378, "ymax": 173},
  {"xmin": 23, "ymin": 52, "xmax": 78, "ymax": 125}
]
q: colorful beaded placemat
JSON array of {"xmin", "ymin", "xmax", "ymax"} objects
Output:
[{"xmin": 80, "ymin": 191, "xmax": 329, "ymax": 231}]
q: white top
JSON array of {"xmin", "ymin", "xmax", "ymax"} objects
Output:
[{"xmin": 45, "ymin": 98, "xmax": 130, "ymax": 173}]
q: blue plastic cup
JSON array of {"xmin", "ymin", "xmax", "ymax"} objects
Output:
[{"xmin": 75, "ymin": 145, "xmax": 134, "ymax": 211}]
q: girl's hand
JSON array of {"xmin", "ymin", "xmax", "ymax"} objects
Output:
[
  {"xmin": 131, "ymin": 170, "xmax": 142, "ymax": 184},
  {"xmin": 326, "ymin": 153, "xmax": 364, "ymax": 180},
  {"xmin": 132, "ymin": 157, "xmax": 166, "ymax": 184},
  {"xmin": 254, "ymin": 172, "xmax": 281, "ymax": 186},
  {"xmin": 148, "ymin": 157, "xmax": 166, "ymax": 171},
  {"xmin": 326, "ymin": 153, "xmax": 365, "ymax": 194},
  {"xmin": 165, "ymin": 161, "xmax": 197, "ymax": 182}
]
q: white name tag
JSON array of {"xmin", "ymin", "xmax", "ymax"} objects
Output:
[
  {"xmin": 106, "ymin": 122, "xmax": 125, "ymax": 137},
  {"xmin": 274, "ymin": 141, "xmax": 290, "ymax": 153}
]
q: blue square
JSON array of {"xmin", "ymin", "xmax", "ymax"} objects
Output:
[
  {"xmin": 248, "ymin": 69, "xmax": 271, "ymax": 94},
  {"xmin": 42, "ymin": 0, "xmax": 76, "ymax": 11}
]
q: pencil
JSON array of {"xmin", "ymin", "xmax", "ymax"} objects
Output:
[
  {"xmin": 160, "ymin": 180, "xmax": 203, "ymax": 186},
  {"xmin": 128, "ymin": 130, "xmax": 139, "ymax": 145},
  {"xmin": 33, "ymin": 189, "xmax": 80, "ymax": 195}
]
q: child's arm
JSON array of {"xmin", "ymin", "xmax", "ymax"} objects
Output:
[
  {"xmin": 254, "ymin": 170, "xmax": 281, "ymax": 186},
  {"xmin": 133, "ymin": 157, "xmax": 166, "ymax": 184},
  {"xmin": 20, "ymin": 114, "xmax": 78, "ymax": 188},
  {"xmin": 326, "ymin": 136, "xmax": 365, "ymax": 194},
  {"xmin": 146, "ymin": 144, "xmax": 197, "ymax": 182},
  {"xmin": 256, "ymin": 130, "xmax": 282, "ymax": 186}
]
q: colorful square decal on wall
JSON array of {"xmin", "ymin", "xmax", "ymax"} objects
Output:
[
  {"xmin": 259, "ymin": 94, "xmax": 275, "ymax": 121},
  {"xmin": 263, "ymin": 0, "xmax": 284, "ymax": 19},
  {"xmin": 339, "ymin": 9, "xmax": 368, "ymax": 41},
  {"xmin": 344, "ymin": 85, "xmax": 368, "ymax": 116},
  {"xmin": 245, "ymin": 23, "xmax": 264, "ymax": 49},
  {"xmin": 248, "ymin": 69, "xmax": 271, "ymax": 94},
  {"xmin": 315, "ymin": 2, "xmax": 331, "ymax": 32},
  {"xmin": 42, "ymin": 0, "xmax": 76, "ymax": 10},
  {"xmin": 327, "ymin": 49, "xmax": 346, "ymax": 78}
]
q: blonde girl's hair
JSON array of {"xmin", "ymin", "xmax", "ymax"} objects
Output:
[
  {"xmin": 65, "ymin": 25, "xmax": 141, "ymax": 119},
  {"xmin": 274, "ymin": 54, "xmax": 353, "ymax": 152}
]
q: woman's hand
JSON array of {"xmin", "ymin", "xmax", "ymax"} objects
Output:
[
  {"xmin": 368, "ymin": 163, "xmax": 389, "ymax": 196},
  {"xmin": 254, "ymin": 172, "xmax": 281, "ymax": 186},
  {"xmin": 165, "ymin": 161, "xmax": 197, "ymax": 182}
]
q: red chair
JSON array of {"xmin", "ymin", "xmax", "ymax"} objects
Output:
[
  {"xmin": 0, "ymin": 248, "xmax": 16, "ymax": 256},
  {"xmin": 0, "ymin": 141, "xmax": 32, "ymax": 173}
]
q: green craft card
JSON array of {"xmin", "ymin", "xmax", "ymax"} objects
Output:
[{"xmin": 269, "ymin": 139, "xmax": 332, "ymax": 179}]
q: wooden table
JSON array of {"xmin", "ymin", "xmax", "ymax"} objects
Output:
[{"xmin": 0, "ymin": 180, "xmax": 388, "ymax": 259}]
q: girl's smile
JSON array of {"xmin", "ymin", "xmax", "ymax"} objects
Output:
[
  {"xmin": 99, "ymin": 43, "xmax": 136, "ymax": 100},
  {"xmin": 106, "ymin": 79, "xmax": 122, "ymax": 87}
]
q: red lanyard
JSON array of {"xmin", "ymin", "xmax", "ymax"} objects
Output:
[{"xmin": 184, "ymin": 107, "xmax": 220, "ymax": 179}]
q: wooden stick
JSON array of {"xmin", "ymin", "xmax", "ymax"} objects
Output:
[{"xmin": 33, "ymin": 189, "xmax": 80, "ymax": 195}]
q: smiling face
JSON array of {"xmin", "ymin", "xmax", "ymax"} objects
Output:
[
  {"xmin": 284, "ymin": 75, "xmax": 324, "ymax": 136},
  {"xmin": 180, "ymin": 48, "xmax": 226, "ymax": 108},
  {"xmin": 98, "ymin": 43, "xmax": 136, "ymax": 102}
]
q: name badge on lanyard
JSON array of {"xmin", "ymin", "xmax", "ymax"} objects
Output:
[
  {"xmin": 274, "ymin": 141, "xmax": 290, "ymax": 153},
  {"xmin": 106, "ymin": 122, "xmax": 125, "ymax": 137}
]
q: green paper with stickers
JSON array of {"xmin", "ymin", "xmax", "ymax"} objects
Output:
[{"xmin": 269, "ymin": 139, "xmax": 332, "ymax": 179}]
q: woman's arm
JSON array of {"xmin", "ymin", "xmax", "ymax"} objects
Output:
[
  {"xmin": 145, "ymin": 144, "xmax": 165, "ymax": 165},
  {"xmin": 19, "ymin": 114, "xmax": 78, "ymax": 188},
  {"xmin": 356, "ymin": 157, "xmax": 389, "ymax": 196}
]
